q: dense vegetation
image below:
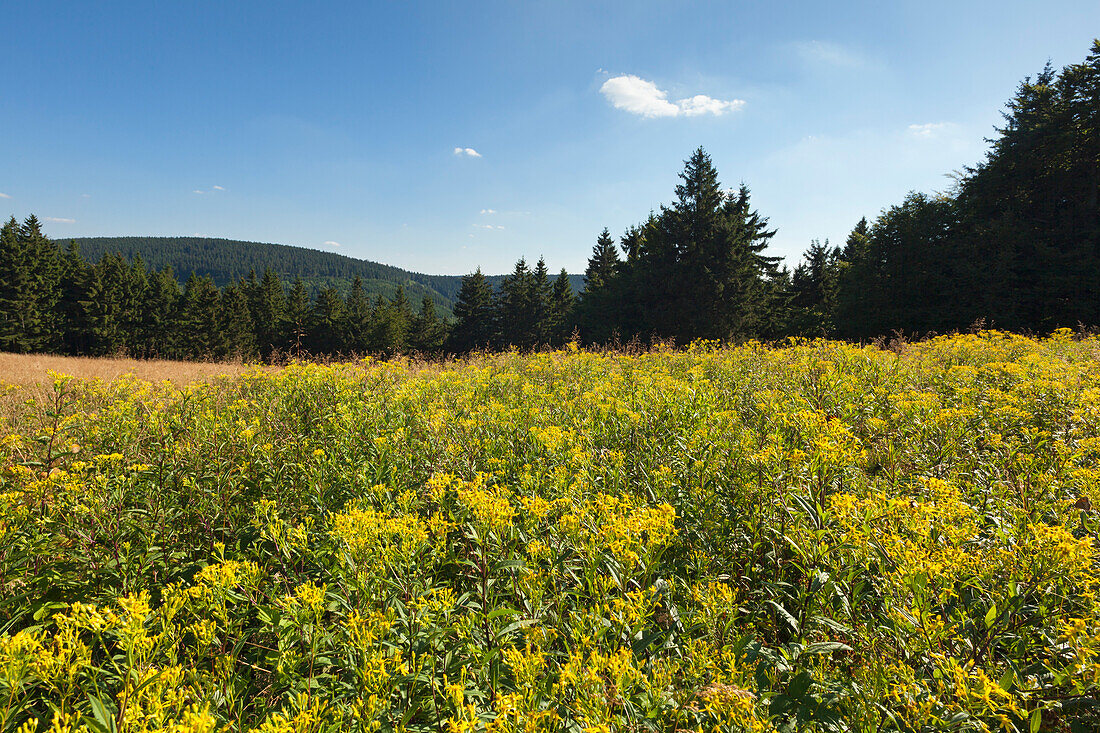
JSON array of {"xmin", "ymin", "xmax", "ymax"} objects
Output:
[
  {"xmin": 1, "ymin": 333, "xmax": 1098, "ymax": 732},
  {"xmin": 568, "ymin": 41, "xmax": 1100, "ymax": 343},
  {"xmin": 2, "ymin": 41, "xmax": 1098, "ymax": 360},
  {"xmin": 66, "ymin": 237, "xmax": 466, "ymax": 305}
]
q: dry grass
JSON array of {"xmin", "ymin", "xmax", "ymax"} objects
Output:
[{"xmin": 0, "ymin": 352, "xmax": 254, "ymax": 387}]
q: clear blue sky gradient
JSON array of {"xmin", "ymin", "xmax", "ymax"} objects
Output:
[{"xmin": 4, "ymin": 1, "xmax": 1099, "ymax": 274}]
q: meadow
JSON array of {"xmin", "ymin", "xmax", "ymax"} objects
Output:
[{"xmin": 1, "ymin": 332, "xmax": 1098, "ymax": 732}]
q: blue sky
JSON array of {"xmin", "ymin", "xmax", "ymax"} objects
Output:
[{"xmin": 3, "ymin": 1, "xmax": 1099, "ymax": 275}]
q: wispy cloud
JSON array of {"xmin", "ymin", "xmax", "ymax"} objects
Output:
[
  {"xmin": 323, "ymin": 240, "xmax": 341, "ymax": 248},
  {"xmin": 480, "ymin": 208, "xmax": 496, "ymax": 215},
  {"xmin": 44, "ymin": 217, "xmax": 76, "ymax": 224},
  {"xmin": 192, "ymin": 190, "xmax": 205, "ymax": 194},
  {"xmin": 477, "ymin": 224, "xmax": 505, "ymax": 230},
  {"xmin": 454, "ymin": 147, "xmax": 482, "ymax": 158},
  {"xmin": 792, "ymin": 40, "xmax": 864, "ymax": 69},
  {"xmin": 600, "ymin": 75, "xmax": 744, "ymax": 118},
  {"xmin": 0, "ymin": 193, "xmax": 11, "ymax": 199},
  {"xmin": 193, "ymin": 185, "xmax": 226, "ymax": 194},
  {"xmin": 81, "ymin": 193, "xmax": 91, "ymax": 198},
  {"xmin": 908, "ymin": 122, "xmax": 951, "ymax": 138},
  {"xmin": 212, "ymin": 185, "xmax": 225, "ymax": 191}
]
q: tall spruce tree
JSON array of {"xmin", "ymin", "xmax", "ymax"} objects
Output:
[
  {"xmin": 548, "ymin": 269, "xmax": 577, "ymax": 345},
  {"xmin": 284, "ymin": 278, "xmax": 311, "ymax": 356},
  {"xmin": 410, "ymin": 296, "xmax": 447, "ymax": 353},
  {"xmin": 254, "ymin": 268, "xmax": 286, "ymax": 359},
  {"xmin": 0, "ymin": 217, "xmax": 34, "ymax": 352},
  {"xmin": 341, "ymin": 276, "xmax": 372, "ymax": 354},
  {"xmin": 578, "ymin": 228, "xmax": 623, "ymax": 343},
  {"xmin": 790, "ymin": 240, "xmax": 841, "ymax": 336},
  {"xmin": 177, "ymin": 273, "xmax": 223, "ymax": 359},
  {"xmin": 219, "ymin": 284, "xmax": 256, "ymax": 360},
  {"xmin": 309, "ymin": 287, "xmax": 344, "ymax": 354},
  {"xmin": 449, "ymin": 268, "xmax": 496, "ymax": 352},
  {"xmin": 498, "ymin": 258, "xmax": 536, "ymax": 348}
]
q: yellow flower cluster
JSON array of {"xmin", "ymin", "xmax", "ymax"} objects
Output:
[{"xmin": 1, "ymin": 331, "xmax": 1098, "ymax": 731}]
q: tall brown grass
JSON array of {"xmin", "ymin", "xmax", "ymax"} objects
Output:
[{"xmin": 0, "ymin": 352, "xmax": 253, "ymax": 387}]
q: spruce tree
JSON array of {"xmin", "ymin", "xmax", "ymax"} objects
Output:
[
  {"xmin": 341, "ymin": 276, "xmax": 372, "ymax": 354},
  {"xmin": 309, "ymin": 287, "xmax": 344, "ymax": 354},
  {"xmin": 449, "ymin": 268, "xmax": 496, "ymax": 352},
  {"xmin": 548, "ymin": 269, "xmax": 577, "ymax": 345},
  {"xmin": 531, "ymin": 257, "xmax": 552, "ymax": 345},
  {"xmin": 177, "ymin": 273, "xmax": 223, "ymax": 359},
  {"xmin": 284, "ymin": 278, "xmax": 311, "ymax": 356},
  {"xmin": 84, "ymin": 254, "xmax": 131, "ymax": 356},
  {"xmin": 254, "ymin": 268, "xmax": 286, "ymax": 359},
  {"xmin": 790, "ymin": 239, "xmax": 840, "ymax": 336},
  {"xmin": 20, "ymin": 216, "xmax": 62, "ymax": 352},
  {"xmin": 498, "ymin": 258, "xmax": 535, "ymax": 348},
  {"xmin": 410, "ymin": 296, "xmax": 447, "ymax": 354},
  {"xmin": 0, "ymin": 217, "xmax": 33, "ymax": 352},
  {"xmin": 57, "ymin": 242, "xmax": 92, "ymax": 355},
  {"xmin": 144, "ymin": 268, "xmax": 181, "ymax": 358},
  {"xmin": 578, "ymin": 228, "xmax": 623, "ymax": 343},
  {"xmin": 219, "ymin": 284, "xmax": 256, "ymax": 360}
]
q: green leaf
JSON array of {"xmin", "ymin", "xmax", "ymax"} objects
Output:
[
  {"xmin": 766, "ymin": 600, "xmax": 800, "ymax": 633},
  {"xmin": 86, "ymin": 694, "xmax": 118, "ymax": 733},
  {"xmin": 788, "ymin": 670, "xmax": 813, "ymax": 699},
  {"xmin": 984, "ymin": 603, "xmax": 998, "ymax": 628},
  {"xmin": 1030, "ymin": 708, "xmax": 1042, "ymax": 733},
  {"xmin": 803, "ymin": 641, "xmax": 852, "ymax": 655},
  {"xmin": 486, "ymin": 606, "xmax": 519, "ymax": 621}
]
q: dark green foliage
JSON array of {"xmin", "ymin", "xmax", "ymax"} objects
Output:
[
  {"xmin": 833, "ymin": 40, "xmax": 1100, "ymax": 337},
  {"xmin": 789, "ymin": 240, "xmax": 840, "ymax": 336},
  {"xmin": 577, "ymin": 228, "xmax": 622, "ymax": 343},
  {"xmin": 0, "ymin": 217, "xmax": 34, "ymax": 352},
  {"xmin": 548, "ymin": 269, "xmax": 578, "ymax": 345},
  {"xmin": 308, "ymin": 287, "xmax": 344, "ymax": 355},
  {"xmin": 220, "ymin": 284, "xmax": 256, "ymax": 360},
  {"xmin": 284, "ymin": 279, "xmax": 311, "ymax": 355},
  {"xmin": 177, "ymin": 273, "xmax": 224, "ymax": 359},
  {"xmin": 498, "ymin": 258, "xmax": 539, "ymax": 349},
  {"xmin": 410, "ymin": 296, "xmax": 448, "ymax": 353},
  {"xmin": 576, "ymin": 149, "xmax": 782, "ymax": 345},
  {"xmin": 449, "ymin": 268, "xmax": 497, "ymax": 352}
]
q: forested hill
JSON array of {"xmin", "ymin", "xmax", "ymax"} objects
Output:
[
  {"xmin": 60, "ymin": 236, "xmax": 585, "ymax": 313},
  {"xmin": 62, "ymin": 236, "xmax": 461, "ymax": 310}
]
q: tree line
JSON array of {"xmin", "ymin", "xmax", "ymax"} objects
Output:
[
  {"xmin": 0, "ymin": 221, "xmax": 448, "ymax": 360},
  {"xmin": 2, "ymin": 40, "xmax": 1097, "ymax": 359}
]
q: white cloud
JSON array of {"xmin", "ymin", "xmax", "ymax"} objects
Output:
[
  {"xmin": 908, "ymin": 122, "xmax": 950, "ymax": 138},
  {"xmin": 0, "ymin": 192, "xmax": 10, "ymax": 199},
  {"xmin": 477, "ymin": 224, "xmax": 505, "ymax": 230},
  {"xmin": 81, "ymin": 193, "xmax": 91, "ymax": 198},
  {"xmin": 480, "ymin": 208, "xmax": 496, "ymax": 215},
  {"xmin": 193, "ymin": 189, "xmax": 205, "ymax": 194},
  {"xmin": 212, "ymin": 185, "xmax": 225, "ymax": 191},
  {"xmin": 323, "ymin": 240, "xmax": 341, "ymax": 247},
  {"xmin": 454, "ymin": 147, "xmax": 482, "ymax": 157},
  {"xmin": 600, "ymin": 75, "xmax": 744, "ymax": 118},
  {"xmin": 44, "ymin": 217, "xmax": 76, "ymax": 223},
  {"xmin": 678, "ymin": 94, "xmax": 743, "ymax": 117}
]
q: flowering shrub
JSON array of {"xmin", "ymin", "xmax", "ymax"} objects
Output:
[{"xmin": 1, "ymin": 332, "xmax": 1098, "ymax": 731}]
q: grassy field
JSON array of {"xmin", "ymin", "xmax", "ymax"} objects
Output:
[
  {"xmin": 0, "ymin": 352, "xmax": 253, "ymax": 387},
  {"xmin": 1, "ymin": 333, "xmax": 1098, "ymax": 732}
]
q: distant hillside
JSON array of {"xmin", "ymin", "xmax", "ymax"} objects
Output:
[{"xmin": 60, "ymin": 236, "xmax": 585, "ymax": 317}]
